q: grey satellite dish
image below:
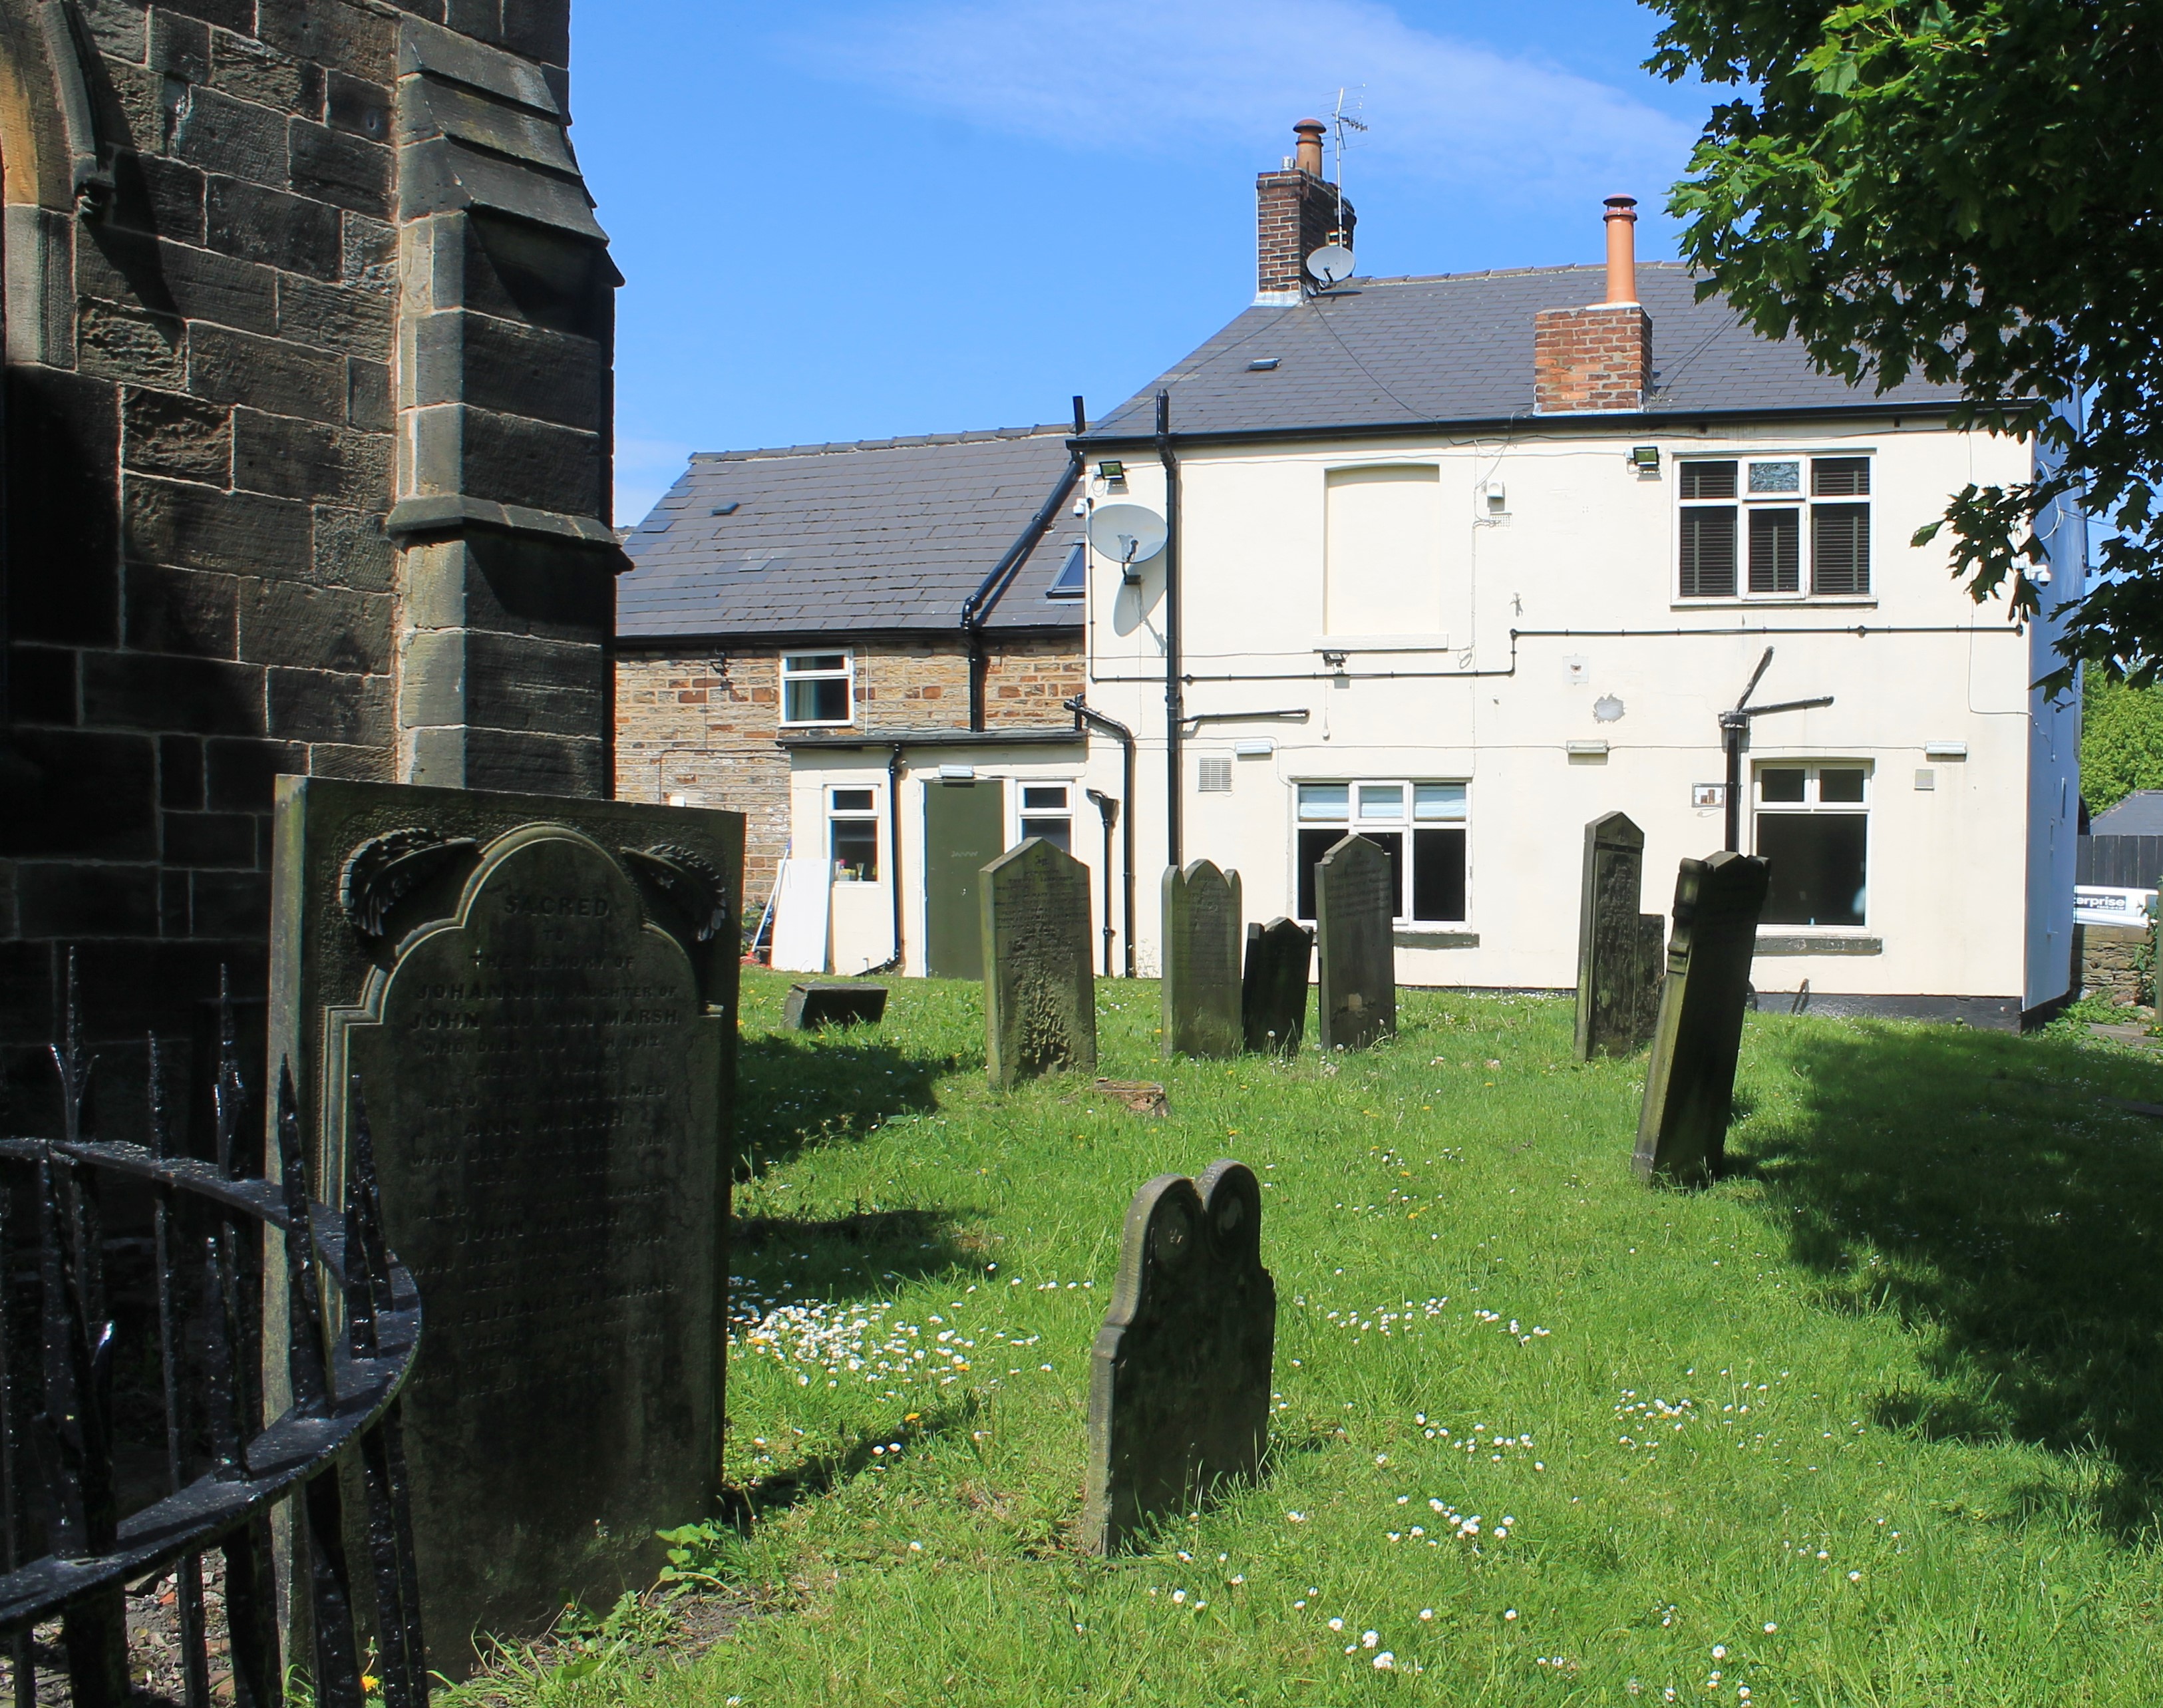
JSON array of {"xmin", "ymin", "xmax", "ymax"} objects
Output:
[
  {"xmin": 1088, "ymin": 502, "xmax": 1167, "ymax": 572},
  {"xmin": 1307, "ymin": 243, "xmax": 1356, "ymax": 285}
]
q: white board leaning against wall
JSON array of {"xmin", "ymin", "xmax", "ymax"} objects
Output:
[{"xmin": 770, "ymin": 856, "xmax": 832, "ymax": 973}]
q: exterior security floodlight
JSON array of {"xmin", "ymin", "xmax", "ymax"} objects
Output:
[
  {"xmin": 1097, "ymin": 460, "xmax": 1126, "ymax": 480},
  {"xmin": 1630, "ymin": 446, "xmax": 1660, "ymax": 472}
]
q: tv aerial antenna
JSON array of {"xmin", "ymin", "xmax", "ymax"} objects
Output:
[
  {"xmin": 1303, "ymin": 87, "xmax": 1367, "ymax": 289},
  {"xmin": 1718, "ymin": 646, "xmax": 1834, "ymax": 852}
]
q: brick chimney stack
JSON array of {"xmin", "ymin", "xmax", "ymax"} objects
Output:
[
  {"xmin": 1533, "ymin": 196, "xmax": 1653, "ymax": 413},
  {"xmin": 1255, "ymin": 118, "xmax": 1355, "ymax": 304}
]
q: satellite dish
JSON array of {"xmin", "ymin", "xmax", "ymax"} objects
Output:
[
  {"xmin": 1307, "ymin": 243, "xmax": 1356, "ymax": 285},
  {"xmin": 1087, "ymin": 502, "xmax": 1167, "ymax": 568}
]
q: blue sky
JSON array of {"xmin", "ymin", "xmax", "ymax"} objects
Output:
[{"xmin": 571, "ymin": 1, "xmax": 1722, "ymax": 521}]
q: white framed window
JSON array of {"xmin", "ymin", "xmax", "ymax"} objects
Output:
[
  {"xmin": 1046, "ymin": 542, "xmax": 1086, "ymax": 599},
  {"xmin": 828, "ymin": 785, "xmax": 879, "ymax": 882},
  {"xmin": 1018, "ymin": 782, "xmax": 1074, "ymax": 854},
  {"xmin": 1294, "ymin": 780, "xmax": 1467, "ymax": 923},
  {"xmin": 780, "ymin": 651, "xmax": 854, "ymax": 725},
  {"xmin": 1679, "ymin": 456, "xmax": 1871, "ymax": 599},
  {"xmin": 1754, "ymin": 762, "xmax": 1869, "ymax": 926}
]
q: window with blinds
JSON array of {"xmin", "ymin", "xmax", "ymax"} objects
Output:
[{"xmin": 1678, "ymin": 456, "xmax": 1871, "ymax": 601}]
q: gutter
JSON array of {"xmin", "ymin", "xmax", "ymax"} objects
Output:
[
  {"xmin": 1156, "ymin": 390, "xmax": 1184, "ymax": 870},
  {"xmin": 961, "ymin": 397, "xmax": 1089, "ymax": 731},
  {"xmin": 1073, "ymin": 397, "xmax": 1957, "ymax": 453}
]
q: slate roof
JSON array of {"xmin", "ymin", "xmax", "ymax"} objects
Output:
[
  {"xmin": 1082, "ymin": 263, "xmax": 1965, "ymax": 442},
  {"xmin": 2091, "ymin": 791, "xmax": 2163, "ymax": 837},
  {"xmin": 616, "ymin": 425, "xmax": 1082, "ymax": 641}
]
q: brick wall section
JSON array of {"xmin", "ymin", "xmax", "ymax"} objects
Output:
[
  {"xmin": 1254, "ymin": 168, "xmax": 1353, "ymax": 297},
  {"xmin": 615, "ymin": 635, "xmax": 1085, "ymax": 896},
  {"xmin": 0, "ymin": 0, "xmax": 597, "ymax": 1125},
  {"xmin": 1533, "ymin": 303, "xmax": 1653, "ymax": 413}
]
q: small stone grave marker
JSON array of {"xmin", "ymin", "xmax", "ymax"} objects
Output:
[
  {"xmin": 782, "ymin": 983, "xmax": 889, "ymax": 1031},
  {"xmin": 1242, "ymin": 918, "xmax": 1313, "ymax": 1055},
  {"xmin": 1574, "ymin": 812, "xmax": 1665, "ymax": 1060},
  {"xmin": 1161, "ymin": 860, "xmax": 1243, "ymax": 1059},
  {"xmin": 1314, "ymin": 834, "xmax": 1396, "ymax": 1051},
  {"xmin": 1084, "ymin": 1159, "xmax": 1275, "ymax": 1553},
  {"xmin": 981, "ymin": 838, "xmax": 1097, "ymax": 1089},
  {"xmin": 1633, "ymin": 850, "xmax": 1769, "ymax": 1185},
  {"xmin": 268, "ymin": 778, "xmax": 740, "ymax": 1661}
]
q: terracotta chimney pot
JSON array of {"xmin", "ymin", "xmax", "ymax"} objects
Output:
[
  {"xmin": 1603, "ymin": 194, "xmax": 1639, "ymax": 305},
  {"xmin": 1293, "ymin": 119, "xmax": 1326, "ymax": 176}
]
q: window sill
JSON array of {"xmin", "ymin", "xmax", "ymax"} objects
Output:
[
  {"xmin": 778, "ymin": 722, "xmax": 856, "ymax": 731},
  {"xmin": 1755, "ymin": 932, "xmax": 1881, "ymax": 955},
  {"xmin": 1395, "ymin": 929, "xmax": 1478, "ymax": 949},
  {"xmin": 1671, "ymin": 597, "xmax": 1877, "ymax": 612}
]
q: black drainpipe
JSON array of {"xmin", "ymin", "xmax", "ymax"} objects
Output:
[
  {"xmin": 1155, "ymin": 389, "xmax": 1182, "ymax": 870},
  {"xmin": 866, "ymin": 741, "xmax": 906, "ymax": 975},
  {"xmin": 961, "ymin": 396, "xmax": 1089, "ymax": 731},
  {"xmin": 1066, "ymin": 695, "xmax": 1136, "ymax": 978}
]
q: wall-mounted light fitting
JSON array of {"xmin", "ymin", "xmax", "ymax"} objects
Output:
[
  {"xmin": 1097, "ymin": 460, "xmax": 1126, "ymax": 480},
  {"xmin": 1923, "ymin": 741, "xmax": 1969, "ymax": 761},
  {"xmin": 1321, "ymin": 650, "xmax": 1349, "ymax": 671},
  {"xmin": 937, "ymin": 764, "xmax": 977, "ymax": 781},
  {"xmin": 1629, "ymin": 446, "xmax": 1660, "ymax": 473}
]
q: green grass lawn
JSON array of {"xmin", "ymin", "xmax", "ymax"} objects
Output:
[{"xmin": 491, "ymin": 973, "xmax": 2163, "ymax": 1706}]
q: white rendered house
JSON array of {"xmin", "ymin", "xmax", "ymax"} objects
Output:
[{"xmin": 788, "ymin": 125, "xmax": 2082, "ymax": 1027}]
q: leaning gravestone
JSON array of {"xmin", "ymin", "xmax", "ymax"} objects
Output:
[
  {"xmin": 1161, "ymin": 860, "xmax": 1243, "ymax": 1059},
  {"xmin": 981, "ymin": 838, "xmax": 1096, "ymax": 1089},
  {"xmin": 1574, "ymin": 812, "xmax": 1665, "ymax": 1060},
  {"xmin": 1084, "ymin": 1160, "xmax": 1275, "ymax": 1552},
  {"xmin": 1314, "ymin": 834, "xmax": 1396, "ymax": 1051},
  {"xmin": 267, "ymin": 778, "xmax": 741, "ymax": 1663},
  {"xmin": 1242, "ymin": 918, "xmax": 1313, "ymax": 1055},
  {"xmin": 1633, "ymin": 850, "xmax": 1770, "ymax": 1186}
]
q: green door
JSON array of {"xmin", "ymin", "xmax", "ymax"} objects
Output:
[{"xmin": 923, "ymin": 778, "xmax": 1006, "ymax": 978}]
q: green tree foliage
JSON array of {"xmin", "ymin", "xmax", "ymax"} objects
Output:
[
  {"xmin": 1644, "ymin": 1, "xmax": 2160, "ymax": 689},
  {"xmin": 2081, "ymin": 671, "xmax": 2163, "ymax": 816}
]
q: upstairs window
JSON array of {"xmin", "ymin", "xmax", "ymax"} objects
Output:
[
  {"xmin": 780, "ymin": 651, "xmax": 853, "ymax": 726},
  {"xmin": 1679, "ymin": 456, "xmax": 1872, "ymax": 600}
]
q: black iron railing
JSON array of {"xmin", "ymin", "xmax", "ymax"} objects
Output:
[{"xmin": 0, "ymin": 960, "xmax": 425, "ymax": 1707}]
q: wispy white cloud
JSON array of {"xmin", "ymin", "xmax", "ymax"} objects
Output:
[{"xmin": 786, "ymin": 0, "xmax": 1695, "ymax": 202}]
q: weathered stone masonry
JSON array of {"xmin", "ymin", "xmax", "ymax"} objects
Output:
[
  {"xmin": 616, "ymin": 635, "xmax": 1084, "ymax": 895},
  {"xmin": 0, "ymin": 0, "xmax": 619, "ymax": 1125}
]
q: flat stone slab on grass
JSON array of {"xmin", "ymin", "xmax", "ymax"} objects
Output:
[
  {"xmin": 783, "ymin": 983, "xmax": 889, "ymax": 1030},
  {"xmin": 1085, "ymin": 1160, "xmax": 1275, "ymax": 1553}
]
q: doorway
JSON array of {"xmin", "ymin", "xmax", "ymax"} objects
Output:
[{"xmin": 923, "ymin": 777, "xmax": 1005, "ymax": 978}]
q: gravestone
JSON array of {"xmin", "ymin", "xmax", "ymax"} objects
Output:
[
  {"xmin": 267, "ymin": 778, "xmax": 741, "ymax": 1661},
  {"xmin": 783, "ymin": 983, "xmax": 889, "ymax": 1031},
  {"xmin": 981, "ymin": 838, "xmax": 1097, "ymax": 1089},
  {"xmin": 1574, "ymin": 812, "xmax": 1665, "ymax": 1060},
  {"xmin": 1084, "ymin": 1160, "xmax": 1275, "ymax": 1553},
  {"xmin": 1161, "ymin": 861, "xmax": 1244, "ymax": 1059},
  {"xmin": 1633, "ymin": 850, "xmax": 1770, "ymax": 1186},
  {"xmin": 1242, "ymin": 918, "xmax": 1313, "ymax": 1055},
  {"xmin": 1313, "ymin": 834, "xmax": 1397, "ymax": 1051}
]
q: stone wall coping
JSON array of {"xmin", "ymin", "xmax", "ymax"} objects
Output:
[{"xmin": 387, "ymin": 495, "xmax": 627, "ymax": 559}]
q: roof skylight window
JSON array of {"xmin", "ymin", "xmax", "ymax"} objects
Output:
[
  {"xmin": 710, "ymin": 502, "xmax": 740, "ymax": 516},
  {"xmin": 1047, "ymin": 541, "xmax": 1086, "ymax": 599},
  {"xmin": 1247, "ymin": 358, "xmax": 1281, "ymax": 371}
]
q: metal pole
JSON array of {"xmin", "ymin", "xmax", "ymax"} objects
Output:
[{"xmin": 1721, "ymin": 713, "xmax": 1744, "ymax": 853}]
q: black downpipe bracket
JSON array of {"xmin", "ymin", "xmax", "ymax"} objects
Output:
[
  {"xmin": 1156, "ymin": 391, "xmax": 1182, "ymax": 870},
  {"xmin": 961, "ymin": 397, "xmax": 1089, "ymax": 731},
  {"xmin": 1066, "ymin": 697, "xmax": 1137, "ymax": 978}
]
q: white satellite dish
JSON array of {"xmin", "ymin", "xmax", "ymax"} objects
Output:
[
  {"xmin": 1307, "ymin": 243, "xmax": 1356, "ymax": 285},
  {"xmin": 1087, "ymin": 502, "xmax": 1167, "ymax": 569}
]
